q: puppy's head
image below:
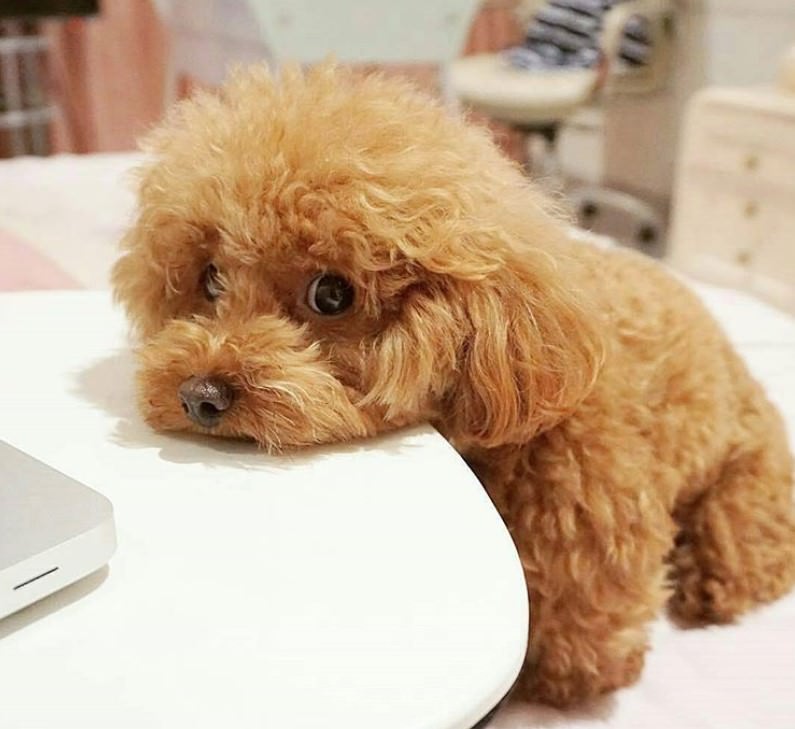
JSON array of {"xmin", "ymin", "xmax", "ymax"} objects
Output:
[{"xmin": 112, "ymin": 64, "xmax": 603, "ymax": 451}]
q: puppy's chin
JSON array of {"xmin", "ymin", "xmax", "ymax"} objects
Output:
[{"xmin": 134, "ymin": 317, "xmax": 374, "ymax": 452}]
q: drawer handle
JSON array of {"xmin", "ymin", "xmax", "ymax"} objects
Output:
[
  {"xmin": 744, "ymin": 153, "xmax": 760, "ymax": 171},
  {"xmin": 736, "ymin": 250, "xmax": 753, "ymax": 266},
  {"xmin": 744, "ymin": 201, "xmax": 758, "ymax": 218}
]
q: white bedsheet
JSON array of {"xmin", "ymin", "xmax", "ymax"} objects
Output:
[{"xmin": 0, "ymin": 153, "xmax": 793, "ymax": 728}]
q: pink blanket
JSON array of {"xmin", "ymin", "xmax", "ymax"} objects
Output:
[{"xmin": 0, "ymin": 229, "xmax": 79, "ymax": 291}]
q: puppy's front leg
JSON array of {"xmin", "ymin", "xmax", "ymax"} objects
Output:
[
  {"xmin": 476, "ymin": 427, "xmax": 675, "ymax": 707},
  {"xmin": 520, "ymin": 563, "xmax": 662, "ymax": 707}
]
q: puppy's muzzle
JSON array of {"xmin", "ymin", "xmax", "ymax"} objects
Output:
[{"xmin": 179, "ymin": 375, "xmax": 234, "ymax": 429}]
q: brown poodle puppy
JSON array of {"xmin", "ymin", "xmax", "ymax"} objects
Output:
[{"xmin": 112, "ymin": 64, "xmax": 795, "ymax": 707}]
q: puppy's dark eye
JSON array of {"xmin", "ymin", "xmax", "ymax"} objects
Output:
[
  {"xmin": 306, "ymin": 273, "xmax": 354, "ymax": 316},
  {"xmin": 201, "ymin": 264, "xmax": 223, "ymax": 301}
]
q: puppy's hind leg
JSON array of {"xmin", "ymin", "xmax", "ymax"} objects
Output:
[{"xmin": 670, "ymin": 396, "xmax": 795, "ymax": 626}]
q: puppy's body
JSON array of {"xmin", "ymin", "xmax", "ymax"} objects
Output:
[
  {"xmin": 113, "ymin": 65, "xmax": 795, "ymax": 707},
  {"xmin": 462, "ymin": 242, "xmax": 795, "ymax": 704}
]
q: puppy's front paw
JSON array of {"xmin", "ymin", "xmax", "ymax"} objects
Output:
[{"xmin": 521, "ymin": 646, "xmax": 645, "ymax": 708}]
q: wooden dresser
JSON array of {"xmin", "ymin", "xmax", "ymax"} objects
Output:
[{"xmin": 670, "ymin": 64, "xmax": 795, "ymax": 315}]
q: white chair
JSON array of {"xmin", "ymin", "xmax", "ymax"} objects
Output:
[
  {"xmin": 449, "ymin": 0, "xmax": 675, "ymax": 251},
  {"xmin": 451, "ymin": 0, "xmax": 673, "ymax": 139}
]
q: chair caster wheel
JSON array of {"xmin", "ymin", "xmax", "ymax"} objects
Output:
[
  {"xmin": 580, "ymin": 200, "xmax": 599, "ymax": 219},
  {"xmin": 637, "ymin": 223, "xmax": 659, "ymax": 247}
]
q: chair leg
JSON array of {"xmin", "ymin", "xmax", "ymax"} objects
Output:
[
  {"xmin": 438, "ymin": 63, "xmax": 461, "ymax": 113},
  {"xmin": 521, "ymin": 124, "xmax": 564, "ymax": 191}
]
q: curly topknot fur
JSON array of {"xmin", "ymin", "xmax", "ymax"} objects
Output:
[{"xmin": 112, "ymin": 63, "xmax": 795, "ymax": 707}]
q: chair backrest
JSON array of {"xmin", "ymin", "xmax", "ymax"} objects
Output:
[
  {"xmin": 507, "ymin": 0, "xmax": 675, "ymax": 95},
  {"xmin": 245, "ymin": 0, "xmax": 481, "ymax": 64},
  {"xmin": 513, "ymin": 0, "xmax": 544, "ymax": 29},
  {"xmin": 600, "ymin": 0, "xmax": 675, "ymax": 95}
]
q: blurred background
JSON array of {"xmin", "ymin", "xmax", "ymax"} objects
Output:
[{"xmin": 0, "ymin": 0, "xmax": 794, "ymax": 311}]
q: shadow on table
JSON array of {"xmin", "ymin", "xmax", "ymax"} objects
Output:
[{"xmin": 73, "ymin": 350, "xmax": 426, "ymax": 471}]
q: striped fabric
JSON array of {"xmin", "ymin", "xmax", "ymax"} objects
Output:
[{"xmin": 505, "ymin": 0, "xmax": 651, "ymax": 71}]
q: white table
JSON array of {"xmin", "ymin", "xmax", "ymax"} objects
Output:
[{"xmin": 0, "ymin": 291, "xmax": 528, "ymax": 729}]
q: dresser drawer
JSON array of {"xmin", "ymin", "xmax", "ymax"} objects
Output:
[{"xmin": 681, "ymin": 91, "xmax": 795, "ymax": 197}]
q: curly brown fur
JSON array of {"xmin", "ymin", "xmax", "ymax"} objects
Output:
[{"xmin": 112, "ymin": 63, "xmax": 795, "ymax": 707}]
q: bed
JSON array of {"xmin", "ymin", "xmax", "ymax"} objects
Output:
[{"xmin": 1, "ymin": 153, "xmax": 794, "ymax": 729}]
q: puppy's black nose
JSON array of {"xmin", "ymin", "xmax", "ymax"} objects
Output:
[{"xmin": 179, "ymin": 376, "xmax": 234, "ymax": 429}]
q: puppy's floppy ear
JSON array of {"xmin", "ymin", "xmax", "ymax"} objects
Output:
[
  {"xmin": 445, "ymin": 246, "xmax": 605, "ymax": 449},
  {"xmin": 111, "ymin": 227, "xmax": 164, "ymax": 339},
  {"xmin": 112, "ymin": 199, "xmax": 205, "ymax": 340}
]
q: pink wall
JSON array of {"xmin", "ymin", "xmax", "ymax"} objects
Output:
[{"xmin": 45, "ymin": 0, "xmax": 167, "ymax": 153}]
